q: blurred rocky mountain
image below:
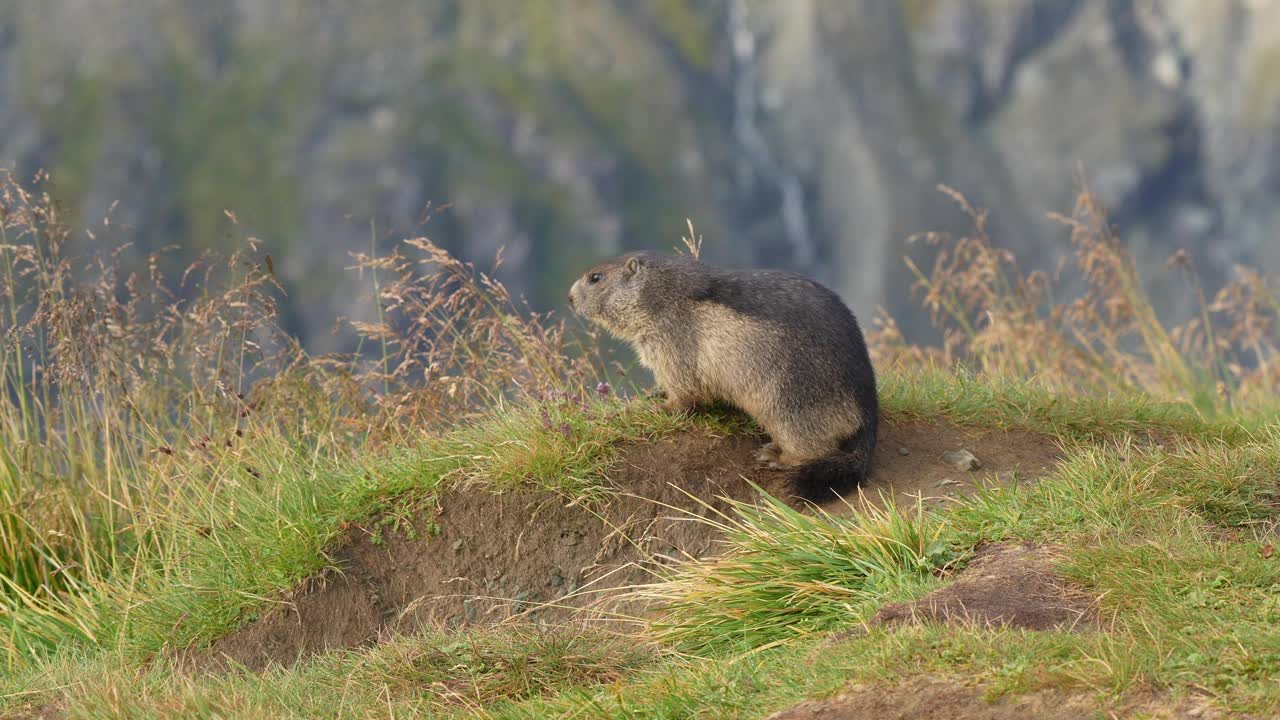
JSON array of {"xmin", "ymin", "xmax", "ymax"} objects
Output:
[{"xmin": 2, "ymin": 0, "xmax": 1278, "ymax": 349}]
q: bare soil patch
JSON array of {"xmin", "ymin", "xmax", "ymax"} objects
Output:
[
  {"xmin": 874, "ymin": 543, "xmax": 1099, "ymax": 632},
  {"xmin": 188, "ymin": 420, "xmax": 1061, "ymax": 671},
  {"xmin": 854, "ymin": 422, "xmax": 1060, "ymax": 512},
  {"xmin": 766, "ymin": 678, "xmax": 1218, "ymax": 720}
]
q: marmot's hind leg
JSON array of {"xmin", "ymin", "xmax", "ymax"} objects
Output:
[
  {"xmin": 756, "ymin": 425, "xmax": 840, "ymax": 470},
  {"xmin": 754, "ymin": 441, "xmax": 781, "ymax": 466},
  {"xmin": 758, "ymin": 447, "xmax": 813, "ymax": 470}
]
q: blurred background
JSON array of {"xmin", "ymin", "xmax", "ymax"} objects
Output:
[{"xmin": 3, "ymin": 0, "xmax": 1278, "ymax": 351}]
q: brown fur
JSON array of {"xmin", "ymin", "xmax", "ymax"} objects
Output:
[{"xmin": 569, "ymin": 251, "xmax": 879, "ymax": 501}]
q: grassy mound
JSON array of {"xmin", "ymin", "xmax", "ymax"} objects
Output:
[{"xmin": 4, "ymin": 173, "xmax": 1280, "ymax": 717}]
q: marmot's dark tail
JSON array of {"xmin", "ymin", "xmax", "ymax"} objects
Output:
[{"xmin": 790, "ymin": 420, "xmax": 878, "ymax": 503}]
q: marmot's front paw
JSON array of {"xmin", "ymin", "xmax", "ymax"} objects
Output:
[{"xmin": 754, "ymin": 442, "xmax": 782, "ymax": 467}]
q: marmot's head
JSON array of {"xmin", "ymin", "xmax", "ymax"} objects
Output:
[{"xmin": 569, "ymin": 252, "xmax": 652, "ymax": 338}]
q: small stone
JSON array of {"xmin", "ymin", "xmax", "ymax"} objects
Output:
[
  {"xmin": 935, "ymin": 478, "xmax": 960, "ymax": 487},
  {"xmin": 898, "ymin": 447, "xmax": 910, "ymax": 456},
  {"xmin": 451, "ymin": 539, "xmax": 464, "ymax": 552},
  {"xmin": 942, "ymin": 449, "xmax": 982, "ymax": 471},
  {"xmin": 550, "ymin": 572, "xmax": 565, "ymax": 588},
  {"xmin": 562, "ymin": 532, "xmax": 580, "ymax": 546}
]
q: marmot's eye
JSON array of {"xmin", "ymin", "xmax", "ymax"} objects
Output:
[{"xmin": 589, "ymin": 272, "xmax": 602, "ymax": 284}]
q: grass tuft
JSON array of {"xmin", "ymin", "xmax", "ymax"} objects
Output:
[{"xmin": 644, "ymin": 489, "xmax": 955, "ymax": 655}]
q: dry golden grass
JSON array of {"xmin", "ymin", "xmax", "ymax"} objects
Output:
[
  {"xmin": 870, "ymin": 182, "xmax": 1280, "ymax": 415},
  {"xmin": 0, "ymin": 170, "xmax": 600, "ymax": 661}
]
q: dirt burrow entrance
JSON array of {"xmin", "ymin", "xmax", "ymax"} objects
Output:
[
  {"xmin": 190, "ymin": 420, "xmax": 1062, "ymax": 671},
  {"xmin": 873, "ymin": 543, "xmax": 1101, "ymax": 632},
  {"xmin": 765, "ymin": 677, "xmax": 1220, "ymax": 720}
]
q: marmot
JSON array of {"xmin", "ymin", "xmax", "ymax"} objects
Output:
[{"xmin": 568, "ymin": 251, "xmax": 878, "ymax": 501}]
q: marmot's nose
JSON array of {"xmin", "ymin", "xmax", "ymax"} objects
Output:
[{"xmin": 568, "ymin": 291, "xmax": 575, "ymax": 307}]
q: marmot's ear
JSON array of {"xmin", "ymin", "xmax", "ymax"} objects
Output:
[{"xmin": 624, "ymin": 256, "xmax": 642, "ymax": 276}]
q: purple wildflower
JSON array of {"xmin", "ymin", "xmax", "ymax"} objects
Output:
[{"xmin": 596, "ymin": 381, "xmax": 612, "ymax": 398}]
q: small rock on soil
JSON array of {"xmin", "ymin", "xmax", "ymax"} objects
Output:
[{"xmin": 942, "ymin": 448, "xmax": 982, "ymax": 472}]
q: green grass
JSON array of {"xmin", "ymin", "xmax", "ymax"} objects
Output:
[
  {"xmin": 5, "ymin": 368, "xmax": 1280, "ymax": 718},
  {"xmin": 11, "ymin": 627, "xmax": 661, "ymax": 719},
  {"xmin": 878, "ymin": 364, "xmax": 1263, "ymax": 442},
  {"xmin": 642, "ymin": 491, "xmax": 954, "ymax": 655}
]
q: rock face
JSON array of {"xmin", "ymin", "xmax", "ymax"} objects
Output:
[{"xmin": 1, "ymin": 1, "xmax": 1277, "ymax": 348}]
